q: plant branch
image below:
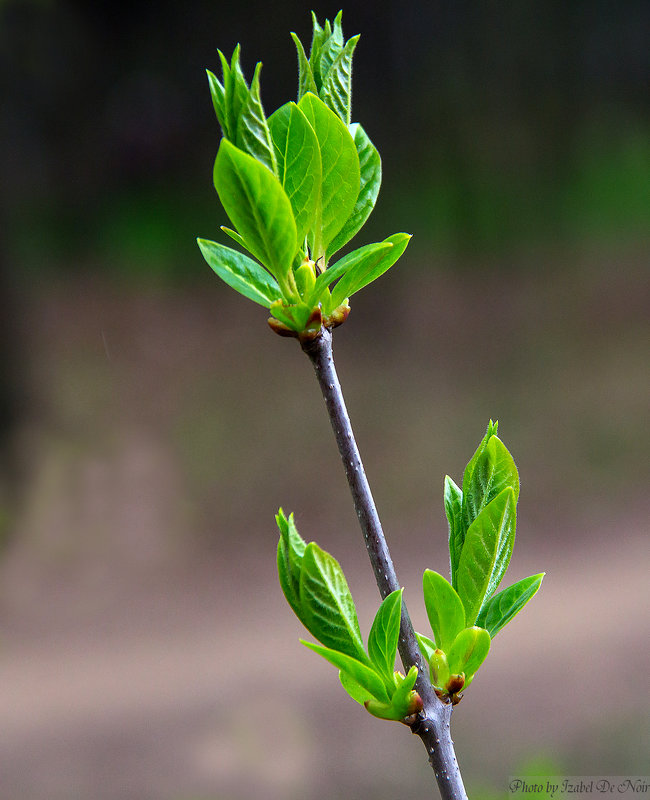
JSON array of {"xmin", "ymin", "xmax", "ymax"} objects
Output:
[{"xmin": 301, "ymin": 326, "xmax": 468, "ymax": 800}]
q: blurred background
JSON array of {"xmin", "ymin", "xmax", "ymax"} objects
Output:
[{"xmin": 0, "ymin": 1, "xmax": 648, "ymax": 798}]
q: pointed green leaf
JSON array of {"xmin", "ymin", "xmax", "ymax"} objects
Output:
[
  {"xmin": 444, "ymin": 475, "xmax": 464, "ymax": 589},
  {"xmin": 447, "ymin": 626, "xmax": 491, "ymax": 680},
  {"xmin": 328, "ymin": 233, "xmax": 411, "ymax": 308},
  {"xmin": 318, "ymin": 11, "xmax": 345, "ymax": 87},
  {"xmin": 235, "ymin": 62, "xmax": 277, "ymax": 176},
  {"xmin": 462, "ymin": 421, "xmax": 498, "ymax": 499},
  {"xmin": 206, "ymin": 69, "xmax": 227, "ymax": 135},
  {"xmin": 197, "ymin": 238, "xmax": 282, "ymax": 308},
  {"xmin": 319, "ymin": 34, "xmax": 359, "ymax": 124},
  {"xmin": 298, "ymin": 93, "xmax": 360, "ymax": 260},
  {"xmin": 214, "ymin": 139, "xmax": 297, "ymax": 285},
  {"xmin": 309, "ymin": 240, "xmax": 390, "ymax": 305},
  {"xmin": 291, "ymin": 32, "xmax": 318, "ymax": 100},
  {"xmin": 476, "ymin": 573, "xmax": 545, "ymax": 638},
  {"xmin": 368, "ymin": 589, "xmax": 402, "ymax": 682},
  {"xmin": 415, "ymin": 632, "xmax": 437, "ymax": 664},
  {"xmin": 462, "ymin": 433, "xmax": 519, "ymax": 534},
  {"xmin": 456, "ymin": 487, "xmax": 517, "ymax": 624},
  {"xmin": 422, "ymin": 570, "xmax": 466, "ymax": 652},
  {"xmin": 276, "ymin": 509, "xmax": 307, "ymax": 620},
  {"xmin": 366, "ymin": 665, "xmax": 420, "ymax": 721},
  {"xmin": 309, "ymin": 12, "xmax": 327, "ymax": 90},
  {"xmin": 339, "ymin": 669, "xmax": 374, "ymax": 705},
  {"xmin": 268, "ymin": 102, "xmax": 321, "ymax": 248},
  {"xmin": 302, "ymin": 641, "xmax": 388, "ymax": 702},
  {"xmin": 220, "ymin": 225, "xmax": 248, "ymax": 250},
  {"xmin": 299, "ymin": 542, "xmax": 368, "ymax": 663},
  {"xmin": 217, "ymin": 47, "xmax": 248, "ymax": 142},
  {"xmin": 327, "ymin": 124, "xmax": 382, "ymax": 257}
]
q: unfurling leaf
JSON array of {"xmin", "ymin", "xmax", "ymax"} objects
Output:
[
  {"xmin": 368, "ymin": 589, "xmax": 403, "ymax": 683},
  {"xmin": 422, "ymin": 570, "xmax": 466, "ymax": 652},
  {"xmin": 476, "ymin": 573, "xmax": 545, "ymax": 638}
]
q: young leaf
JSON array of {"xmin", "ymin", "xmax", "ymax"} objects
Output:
[
  {"xmin": 268, "ymin": 102, "xmax": 321, "ymax": 248},
  {"xmin": 318, "ymin": 10, "xmax": 345, "ymax": 87},
  {"xmin": 299, "ymin": 542, "xmax": 368, "ymax": 663},
  {"xmin": 461, "ymin": 421, "xmax": 498, "ymax": 499},
  {"xmin": 302, "ymin": 641, "xmax": 389, "ymax": 703},
  {"xmin": 217, "ymin": 47, "xmax": 248, "ymax": 143},
  {"xmin": 197, "ymin": 238, "xmax": 282, "ymax": 308},
  {"xmin": 328, "ymin": 233, "xmax": 411, "ymax": 309},
  {"xmin": 319, "ymin": 34, "xmax": 360, "ymax": 124},
  {"xmin": 462, "ymin": 434, "xmax": 519, "ymax": 534},
  {"xmin": 298, "ymin": 93, "xmax": 360, "ymax": 260},
  {"xmin": 276, "ymin": 509, "xmax": 307, "ymax": 619},
  {"xmin": 235, "ymin": 62, "xmax": 278, "ymax": 177},
  {"xmin": 206, "ymin": 69, "xmax": 226, "ymax": 134},
  {"xmin": 290, "ymin": 32, "xmax": 318, "ymax": 100},
  {"xmin": 447, "ymin": 626, "xmax": 491, "ymax": 679},
  {"xmin": 368, "ymin": 588, "xmax": 403, "ymax": 682},
  {"xmin": 422, "ymin": 570, "xmax": 466, "ymax": 652},
  {"xmin": 415, "ymin": 632, "xmax": 437, "ymax": 664},
  {"xmin": 476, "ymin": 573, "xmax": 545, "ymax": 638},
  {"xmin": 308, "ymin": 240, "xmax": 390, "ymax": 305},
  {"xmin": 456, "ymin": 487, "xmax": 517, "ymax": 624},
  {"xmin": 327, "ymin": 124, "xmax": 382, "ymax": 257},
  {"xmin": 214, "ymin": 139, "xmax": 297, "ymax": 286},
  {"xmin": 339, "ymin": 669, "xmax": 374, "ymax": 705},
  {"xmin": 308, "ymin": 13, "xmax": 327, "ymax": 89},
  {"xmin": 444, "ymin": 475, "xmax": 464, "ymax": 589}
]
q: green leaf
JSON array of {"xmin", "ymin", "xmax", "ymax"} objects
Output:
[
  {"xmin": 220, "ymin": 225, "xmax": 249, "ymax": 250},
  {"xmin": 235, "ymin": 62, "xmax": 277, "ymax": 176},
  {"xmin": 415, "ymin": 632, "xmax": 437, "ymax": 664},
  {"xmin": 308, "ymin": 13, "xmax": 328, "ymax": 90},
  {"xmin": 216, "ymin": 47, "xmax": 248, "ymax": 142},
  {"xmin": 214, "ymin": 139, "xmax": 297, "ymax": 287},
  {"xmin": 366, "ymin": 665, "xmax": 420, "ymax": 721},
  {"xmin": 268, "ymin": 102, "xmax": 321, "ymax": 249},
  {"xmin": 269, "ymin": 300, "xmax": 314, "ymax": 334},
  {"xmin": 291, "ymin": 32, "xmax": 318, "ymax": 100},
  {"xmin": 197, "ymin": 238, "xmax": 282, "ymax": 308},
  {"xmin": 476, "ymin": 573, "xmax": 545, "ymax": 638},
  {"xmin": 298, "ymin": 93, "xmax": 360, "ymax": 260},
  {"xmin": 462, "ymin": 433, "xmax": 519, "ymax": 534},
  {"xmin": 276, "ymin": 509, "xmax": 307, "ymax": 620},
  {"xmin": 206, "ymin": 69, "xmax": 227, "ymax": 135},
  {"xmin": 328, "ymin": 233, "xmax": 411, "ymax": 309},
  {"xmin": 429, "ymin": 648, "xmax": 450, "ymax": 689},
  {"xmin": 368, "ymin": 589, "xmax": 402, "ymax": 682},
  {"xmin": 299, "ymin": 542, "xmax": 368, "ymax": 663},
  {"xmin": 444, "ymin": 475, "xmax": 464, "ymax": 589},
  {"xmin": 339, "ymin": 669, "xmax": 374, "ymax": 705},
  {"xmin": 318, "ymin": 10, "xmax": 345, "ymax": 87},
  {"xmin": 302, "ymin": 641, "xmax": 389, "ymax": 703},
  {"xmin": 461, "ymin": 421, "xmax": 498, "ymax": 499},
  {"xmin": 327, "ymin": 124, "xmax": 382, "ymax": 257},
  {"xmin": 422, "ymin": 570, "xmax": 466, "ymax": 652},
  {"xmin": 319, "ymin": 34, "xmax": 359, "ymax": 124},
  {"xmin": 447, "ymin": 626, "xmax": 491, "ymax": 680},
  {"xmin": 309, "ymin": 240, "xmax": 389, "ymax": 305},
  {"xmin": 456, "ymin": 487, "xmax": 517, "ymax": 624}
]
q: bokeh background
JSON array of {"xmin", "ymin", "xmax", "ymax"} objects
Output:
[{"xmin": 1, "ymin": 1, "xmax": 648, "ymax": 798}]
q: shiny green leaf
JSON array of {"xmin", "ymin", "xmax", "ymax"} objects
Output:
[
  {"xmin": 268, "ymin": 102, "xmax": 321, "ymax": 248},
  {"xmin": 447, "ymin": 626, "xmax": 491, "ymax": 680},
  {"xmin": 422, "ymin": 570, "xmax": 466, "ymax": 652},
  {"xmin": 456, "ymin": 487, "xmax": 517, "ymax": 624},
  {"xmin": 328, "ymin": 233, "xmax": 411, "ymax": 308},
  {"xmin": 476, "ymin": 573, "xmax": 545, "ymax": 638},
  {"xmin": 197, "ymin": 238, "xmax": 281, "ymax": 308},
  {"xmin": 299, "ymin": 542, "xmax": 368, "ymax": 663},
  {"xmin": 368, "ymin": 589, "xmax": 402, "ymax": 682},
  {"xmin": 319, "ymin": 34, "xmax": 359, "ymax": 124},
  {"xmin": 302, "ymin": 641, "xmax": 388, "ymax": 702},
  {"xmin": 276, "ymin": 509, "xmax": 307, "ymax": 620},
  {"xmin": 235, "ymin": 62, "xmax": 277, "ymax": 176},
  {"xmin": 463, "ymin": 433, "xmax": 519, "ymax": 534},
  {"xmin": 214, "ymin": 139, "xmax": 297, "ymax": 286},
  {"xmin": 327, "ymin": 123, "xmax": 382, "ymax": 256},
  {"xmin": 444, "ymin": 475, "xmax": 464, "ymax": 589},
  {"xmin": 290, "ymin": 32, "xmax": 318, "ymax": 100},
  {"xmin": 415, "ymin": 632, "xmax": 437, "ymax": 664},
  {"xmin": 298, "ymin": 93, "xmax": 360, "ymax": 260},
  {"xmin": 339, "ymin": 669, "xmax": 374, "ymax": 705}
]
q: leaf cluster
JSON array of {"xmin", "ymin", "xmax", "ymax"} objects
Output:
[
  {"xmin": 418, "ymin": 422, "xmax": 544, "ymax": 703},
  {"xmin": 276, "ymin": 509, "xmax": 422, "ymax": 722},
  {"xmin": 198, "ymin": 13, "xmax": 410, "ymax": 339}
]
